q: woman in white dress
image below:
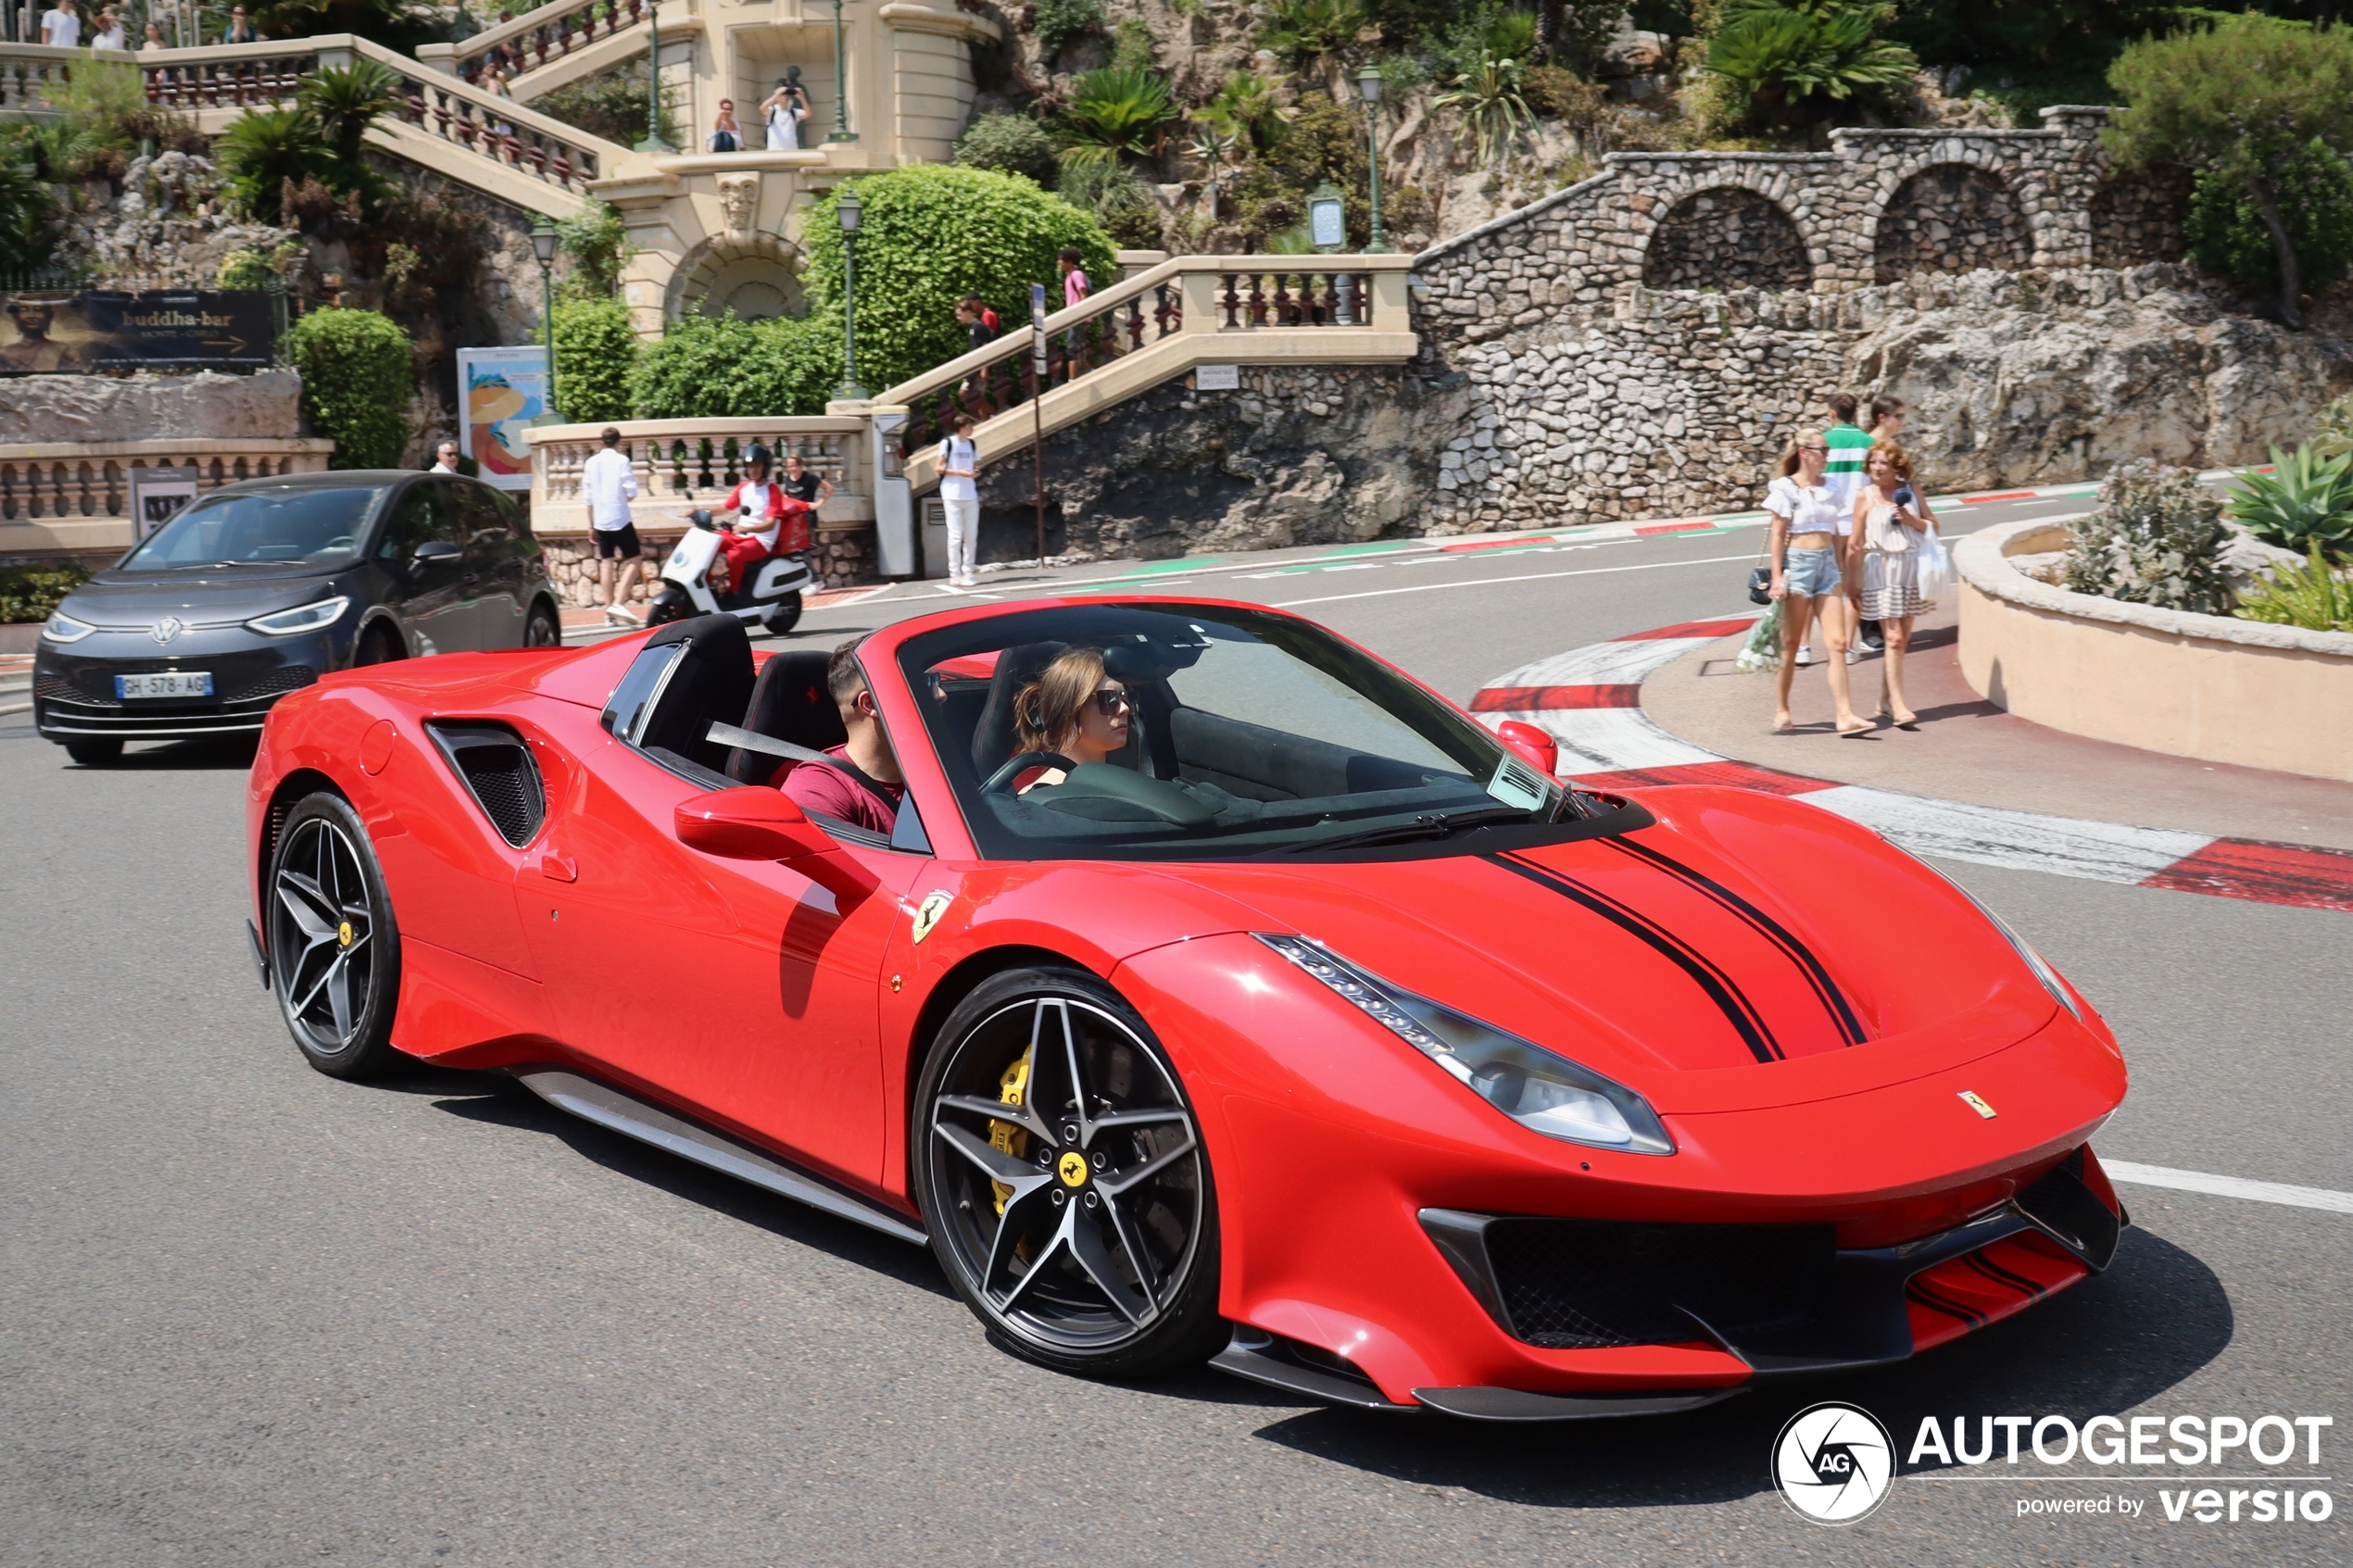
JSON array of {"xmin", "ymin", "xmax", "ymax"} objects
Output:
[
  {"xmin": 1848, "ymin": 441, "xmax": 1940, "ymax": 729},
  {"xmin": 761, "ymin": 79, "xmax": 806, "ymax": 151}
]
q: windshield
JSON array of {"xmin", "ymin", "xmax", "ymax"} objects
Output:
[
  {"xmin": 898, "ymin": 604, "xmax": 1567, "ymax": 861},
  {"xmin": 120, "ymin": 485, "xmax": 386, "ymax": 571}
]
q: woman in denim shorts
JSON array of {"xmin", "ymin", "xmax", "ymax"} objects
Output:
[{"xmin": 1764, "ymin": 431, "xmax": 1866, "ymax": 736}]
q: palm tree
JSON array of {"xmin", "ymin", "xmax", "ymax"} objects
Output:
[
  {"xmin": 299, "ymin": 60, "xmax": 406, "ymax": 170},
  {"xmin": 215, "ymin": 107, "xmax": 332, "ymax": 223},
  {"xmin": 1196, "ymin": 69, "xmax": 1294, "ymax": 156},
  {"xmin": 1705, "ymin": 0, "xmax": 1918, "ymax": 129},
  {"xmin": 1059, "ymin": 65, "xmax": 1179, "ymax": 169}
]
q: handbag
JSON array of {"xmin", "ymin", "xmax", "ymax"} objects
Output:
[
  {"xmin": 1914, "ymin": 528, "xmax": 1953, "ymax": 603},
  {"xmin": 1746, "ymin": 531, "xmax": 1772, "ymax": 606}
]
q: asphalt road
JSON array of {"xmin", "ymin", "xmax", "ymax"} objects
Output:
[{"xmin": 4, "ymin": 493, "xmax": 2346, "ymax": 1567}]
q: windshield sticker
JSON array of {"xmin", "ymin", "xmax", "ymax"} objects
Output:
[{"xmin": 1487, "ymin": 755, "xmax": 1551, "ymax": 813}]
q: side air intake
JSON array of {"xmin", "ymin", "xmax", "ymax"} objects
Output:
[{"xmin": 427, "ymin": 721, "xmax": 546, "ymax": 847}]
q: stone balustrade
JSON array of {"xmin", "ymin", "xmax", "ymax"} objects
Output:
[
  {"xmin": 423, "ymin": 0, "xmax": 648, "ymax": 85},
  {"xmin": 0, "ymin": 438, "xmax": 335, "ymax": 562}
]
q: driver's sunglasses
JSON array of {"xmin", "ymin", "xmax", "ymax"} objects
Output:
[{"xmin": 1091, "ymin": 685, "xmax": 1130, "ymax": 716}]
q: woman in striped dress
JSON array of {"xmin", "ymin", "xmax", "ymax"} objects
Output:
[{"xmin": 1848, "ymin": 442, "xmax": 1939, "ymax": 728}]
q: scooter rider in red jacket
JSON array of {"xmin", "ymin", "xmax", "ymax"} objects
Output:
[{"xmin": 717, "ymin": 443, "xmax": 813, "ymax": 587}]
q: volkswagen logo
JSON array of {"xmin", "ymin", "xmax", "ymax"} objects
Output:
[
  {"xmin": 1772, "ymin": 1402, "xmax": 1895, "ymax": 1525},
  {"xmin": 151, "ymin": 616, "xmax": 185, "ymax": 645}
]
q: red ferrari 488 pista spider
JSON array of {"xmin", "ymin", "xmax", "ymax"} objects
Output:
[{"xmin": 245, "ymin": 600, "xmax": 2128, "ymax": 1420}]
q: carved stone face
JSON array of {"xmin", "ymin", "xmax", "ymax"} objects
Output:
[{"xmin": 717, "ymin": 173, "xmax": 760, "ymax": 237}]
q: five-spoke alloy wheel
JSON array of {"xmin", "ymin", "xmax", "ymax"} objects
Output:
[
  {"xmin": 269, "ymin": 792, "xmax": 403, "ymax": 1078},
  {"xmin": 915, "ymin": 968, "xmax": 1223, "ymax": 1377}
]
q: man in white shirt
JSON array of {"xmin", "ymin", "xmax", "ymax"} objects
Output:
[
  {"xmin": 581, "ymin": 426, "xmax": 646, "ymax": 624},
  {"xmin": 938, "ymin": 414, "xmax": 981, "ymax": 587},
  {"xmin": 430, "ymin": 440, "xmax": 461, "ymax": 474},
  {"xmin": 40, "ymin": 0, "xmax": 82, "ymax": 48}
]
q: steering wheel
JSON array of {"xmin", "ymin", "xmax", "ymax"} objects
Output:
[{"xmin": 982, "ymin": 752, "xmax": 1075, "ymax": 795}]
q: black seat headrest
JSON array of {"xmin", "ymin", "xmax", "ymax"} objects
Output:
[
  {"xmin": 635, "ymin": 614, "xmax": 754, "ymax": 763},
  {"xmin": 727, "ymin": 649, "xmax": 847, "ymax": 784},
  {"xmin": 970, "ymin": 640, "xmax": 1068, "ymax": 778}
]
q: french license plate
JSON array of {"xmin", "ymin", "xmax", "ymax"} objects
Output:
[{"xmin": 116, "ymin": 671, "xmax": 214, "ymax": 699}]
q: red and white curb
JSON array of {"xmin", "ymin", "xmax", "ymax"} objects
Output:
[{"xmin": 1473, "ymin": 619, "xmax": 2353, "ymax": 915}]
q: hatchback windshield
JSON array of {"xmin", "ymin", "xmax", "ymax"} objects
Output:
[
  {"xmin": 897, "ymin": 604, "xmax": 1569, "ymax": 860},
  {"xmin": 120, "ymin": 485, "xmax": 386, "ymax": 570}
]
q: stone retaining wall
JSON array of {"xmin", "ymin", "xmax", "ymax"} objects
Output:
[{"xmin": 538, "ymin": 523, "xmax": 878, "ymax": 607}]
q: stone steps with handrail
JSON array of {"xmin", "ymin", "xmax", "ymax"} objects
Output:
[{"xmin": 417, "ymin": 0, "xmax": 656, "ymax": 96}]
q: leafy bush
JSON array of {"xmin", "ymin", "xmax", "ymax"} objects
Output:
[
  {"xmin": 285, "ymin": 308, "xmax": 414, "ymax": 470},
  {"xmin": 556, "ymin": 199, "xmax": 631, "ymax": 299},
  {"xmin": 1230, "ymin": 92, "xmax": 1372, "ymax": 248},
  {"xmin": 1195, "ymin": 70, "xmax": 1296, "ymax": 155},
  {"xmin": 2235, "ymin": 542, "xmax": 2353, "ymax": 631},
  {"xmin": 1059, "ymin": 157, "xmax": 1163, "ymax": 248},
  {"xmin": 1705, "ymin": 0, "xmax": 1918, "ymax": 130},
  {"xmin": 2185, "ymin": 139, "xmax": 2353, "ymax": 296},
  {"xmin": 1061, "ymin": 65, "xmax": 1180, "ymax": 165},
  {"xmin": 955, "ymin": 113, "xmax": 1059, "ymax": 186},
  {"xmin": 2066, "ymin": 459, "xmax": 2233, "ymax": 614},
  {"xmin": 1034, "ymin": 0, "xmax": 1104, "ymax": 54},
  {"xmin": 629, "ymin": 310, "xmax": 845, "ymax": 419},
  {"xmin": 2312, "ymin": 390, "xmax": 2353, "ymax": 459},
  {"xmin": 535, "ymin": 65, "xmax": 681, "ymax": 149},
  {"xmin": 2226, "ymin": 444, "xmax": 2353, "ymax": 558},
  {"xmin": 799, "ymin": 165, "xmax": 1114, "ymax": 393},
  {"xmin": 0, "ymin": 565, "xmax": 91, "ymax": 625},
  {"xmin": 1262, "ymin": 0, "xmax": 1372, "ymax": 67},
  {"xmin": 0, "ymin": 134, "xmax": 57, "ymax": 275},
  {"xmin": 1434, "ymin": 54, "xmax": 1534, "ymax": 167},
  {"xmin": 1523, "ymin": 65, "xmax": 1610, "ymax": 125},
  {"xmin": 551, "ymin": 296, "xmax": 638, "ymax": 422},
  {"xmin": 1110, "ymin": 17, "xmax": 1158, "ymax": 72}
]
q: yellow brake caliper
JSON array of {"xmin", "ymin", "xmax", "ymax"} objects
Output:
[{"xmin": 988, "ymin": 1052, "xmax": 1032, "ymax": 1215}]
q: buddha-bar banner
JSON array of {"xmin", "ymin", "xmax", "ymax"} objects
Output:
[{"xmin": 0, "ymin": 290, "xmax": 278, "ymax": 373}]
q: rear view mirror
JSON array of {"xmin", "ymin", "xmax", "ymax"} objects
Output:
[
  {"xmin": 674, "ymin": 787, "xmax": 878, "ymax": 901},
  {"xmin": 1496, "ymin": 721, "xmax": 1559, "ymax": 778}
]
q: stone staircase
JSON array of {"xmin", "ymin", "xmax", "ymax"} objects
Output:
[{"xmin": 418, "ymin": 0, "xmax": 665, "ymax": 106}]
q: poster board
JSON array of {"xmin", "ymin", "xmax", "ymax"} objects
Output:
[
  {"xmin": 0, "ymin": 291, "xmax": 276, "ymax": 372},
  {"xmin": 456, "ymin": 345, "xmax": 550, "ymax": 492},
  {"xmin": 129, "ymin": 464, "xmax": 202, "ymax": 541}
]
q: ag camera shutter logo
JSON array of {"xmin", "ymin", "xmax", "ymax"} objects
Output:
[{"xmin": 1773, "ymin": 1402, "xmax": 1896, "ymax": 1524}]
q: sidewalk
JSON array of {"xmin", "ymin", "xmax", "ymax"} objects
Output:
[{"xmin": 1643, "ymin": 604, "xmax": 2353, "ymax": 853}]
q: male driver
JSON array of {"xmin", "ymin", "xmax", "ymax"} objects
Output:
[
  {"xmin": 777, "ymin": 637, "xmax": 905, "ymax": 835},
  {"xmin": 581, "ymin": 426, "xmax": 645, "ymax": 625},
  {"xmin": 430, "ymin": 440, "xmax": 462, "ymax": 474}
]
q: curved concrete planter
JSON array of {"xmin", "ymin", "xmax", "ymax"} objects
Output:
[{"xmin": 1957, "ymin": 518, "xmax": 2353, "ymax": 783}]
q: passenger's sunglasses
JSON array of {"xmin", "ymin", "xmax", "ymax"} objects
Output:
[{"xmin": 1091, "ymin": 685, "xmax": 1130, "ymax": 716}]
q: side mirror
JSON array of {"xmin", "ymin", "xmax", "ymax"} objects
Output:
[
  {"xmin": 674, "ymin": 787, "xmax": 878, "ymax": 901},
  {"xmin": 411, "ymin": 539, "xmax": 463, "ymax": 565},
  {"xmin": 1496, "ymin": 720, "xmax": 1559, "ymax": 779}
]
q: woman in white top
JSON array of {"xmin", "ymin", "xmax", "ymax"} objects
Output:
[
  {"xmin": 1764, "ymin": 429, "xmax": 1866, "ymax": 736},
  {"xmin": 1849, "ymin": 441, "xmax": 1939, "ymax": 728}
]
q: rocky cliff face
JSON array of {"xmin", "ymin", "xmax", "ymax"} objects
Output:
[
  {"xmin": 0, "ymin": 370, "xmax": 305, "ymax": 445},
  {"xmin": 1850, "ymin": 268, "xmax": 2353, "ymax": 489}
]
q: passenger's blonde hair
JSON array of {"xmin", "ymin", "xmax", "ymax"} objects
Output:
[{"xmin": 1775, "ymin": 428, "xmax": 1827, "ymax": 479}]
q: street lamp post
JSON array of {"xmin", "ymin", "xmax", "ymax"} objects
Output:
[
  {"xmin": 1357, "ymin": 63, "xmax": 1390, "ymax": 255},
  {"xmin": 635, "ymin": 3, "xmax": 673, "ymax": 154},
  {"xmin": 531, "ymin": 217, "xmax": 560, "ymax": 420},
  {"xmin": 826, "ymin": 0, "xmax": 858, "ymax": 143},
  {"xmin": 836, "ymin": 186, "xmax": 869, "ymax": 400}
]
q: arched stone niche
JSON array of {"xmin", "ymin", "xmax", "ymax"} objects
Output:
[
  {"xmin": 1641, "ymin": 188, "xmax": 1812, "ymax": 292},
  {"xmin": 669, "ymin": 232, "xmax": 807, "ymax": 321},
  {"xmin": 1873, "ymin": 164, "xmax": 2031, "ymax": 283}
]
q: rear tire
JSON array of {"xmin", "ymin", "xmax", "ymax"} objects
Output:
[
  {"xmin": 762, "ymin": 592, "xmax": 803, "ymax": 636},
  {"xmin": 64, "ymin": 738, "xmax": 121, "ymax": 766},
  {"xmin": 268, "ymin": 792, "xmax": 405, "ymax": 1079},
  {"xmin": 913, "ymin": 966, "xmax": 1224, "ymax": 1380}
]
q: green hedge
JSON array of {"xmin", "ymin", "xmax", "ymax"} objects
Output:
[
  {"xmin": 551, "ymin": 296, "xmax": 638, "ymax": 422},
  {"xmin": 799, "ymin": 165, "xmax": 1115, "ymax": 395},
  {"xmin": 0, "ymin": 564, "xmax": 91, "ymax": 624},
  {"xmin": 285, "ymin": 308, "xmax": 413, "ymax": 470},
  {"xmin": 2186, "ymin": 138, "xmax": 2353, "ymax": 295},
  {"xmin": 630, "ymin": 310, "xmax": 845, "ymax": 420}
]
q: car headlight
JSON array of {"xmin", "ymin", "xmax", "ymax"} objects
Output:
[
  {"xmin": 41, "ymin": 609, "xmax": 96, "ymax": 644},
  {"xmin": 1927, "ymin": 870, "xmax": 2085, "ymax": 1022},
  {"xmin": 245, "ymin": 596, "xmax": 350, "ymax": 636},
  {"xmin": 1255, "ymin": 934, "xmax": 1675, "ymax": 1156}
]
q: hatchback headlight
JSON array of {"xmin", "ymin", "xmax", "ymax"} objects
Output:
[
  {"xmin": 245, "ymin": 596, "xmax": 350, "ymax": 636},
  {"xmin": 41, "ymin": 609, "xmax": 96, "ymax": 644},
  {"xmin": 1256, "ymin": 934, "xmax": 1675, "ymax": 1156}
]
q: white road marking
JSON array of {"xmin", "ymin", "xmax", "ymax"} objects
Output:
[
  {"xmin": 1806, "ymin": 785, "xmax": 2213, "ymax": 884},
  {"xmin": 1273, "ymin": 552, "xmax": 1759, "ymax": 608},
  {"xmin": 1489, "ymin": 633, "xmax": 1730, "ymax": 690},
  {"xmin": 2103, "ymin": 1161, "xmax": 2353, "ymax": 1216}
]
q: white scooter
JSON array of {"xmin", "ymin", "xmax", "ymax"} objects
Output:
[{"xmin": 646, "ymin": 508, "xmax": 812, "ymax": 635}]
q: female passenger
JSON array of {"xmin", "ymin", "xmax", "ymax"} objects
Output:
[
  {"xmin": 1764, "ymin": 429, "xmax": 1865, "ymax": 736},
  {"xmin": 1850, "ymin": 442, "xmax": 1939, "ymax": 729},
  {"xmin": 1009, "ymin": 647, "xmax": 1131, "ymax": 792}
]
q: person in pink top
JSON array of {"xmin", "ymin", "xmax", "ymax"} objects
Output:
[
  {"xmin": 775, "ymin": 638, "xmax": 906, "ymax": 836},
  {"xmin": 1057, "ymin": 247, "xmax": 1091, "ymax": 370}
]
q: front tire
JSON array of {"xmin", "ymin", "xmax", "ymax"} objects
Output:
[
  {"xmin": 64, "ymin": 738, "xmax": 122, "ymax": 765},
  {"xmin": 524, "ymin": 600, "xmax": 561, "ymax": 647},
  {"xmin": 762, "ymin": 592, "xmax": 803, "ymax": 636},
  {"xmin": 913, "ymin": 966, "xmax": 1224, "ymax": 1379},
  {"xmin": 267, "ymin": 792, "xmax": 404, "ymax": 1079}
]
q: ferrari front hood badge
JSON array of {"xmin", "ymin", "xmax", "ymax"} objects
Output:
[{"xmin": 1957, "ymin": 1090, "xmax": 1997, "ymax": 1119}]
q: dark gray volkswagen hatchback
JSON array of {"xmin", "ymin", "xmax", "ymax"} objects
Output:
[{"xmin": 34, "ymin": 470, "xmax": 560, "ymax": 763}]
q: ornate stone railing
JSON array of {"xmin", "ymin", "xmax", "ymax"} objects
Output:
[
  {"xmin": 880, "ymin": 255, "xmax": 1407, "ymax": 458},
  {"xmin": 0, "ymin": 438, "xmax": 335, "ymax": 557},
  {"xmin": 427, "ymin": 0, "xmax": 650, "ymax": 85},
  {"xmin": 0, "ymin": 43, "xmax": 71, "ymax": 112},
  {"xmin": 530, "ymin": 419, "xmax": 862, "ymax": 516}
]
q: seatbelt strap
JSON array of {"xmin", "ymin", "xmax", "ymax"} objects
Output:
[{"xmin": 707, "ymin": 721, "xmax": 836, "ymax": 767}]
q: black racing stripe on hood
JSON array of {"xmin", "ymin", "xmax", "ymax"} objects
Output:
[
  {"xmin": 1487, "ymin": 852, "xmax": 1783, "ymax": 1065},
  {"xmin": 1604, "ymin": 836, "xmax": 1868, "ymax": 1047}
]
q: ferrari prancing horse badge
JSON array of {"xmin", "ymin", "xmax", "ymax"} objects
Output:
[{"xmin": 910, "ymin": 891, "xmax": 952, "ymax": 944}]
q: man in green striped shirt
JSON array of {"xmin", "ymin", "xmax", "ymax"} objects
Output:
[{"xmin": 1821, "ymin": 392, "xmax": 1884, "ymax": 655}]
